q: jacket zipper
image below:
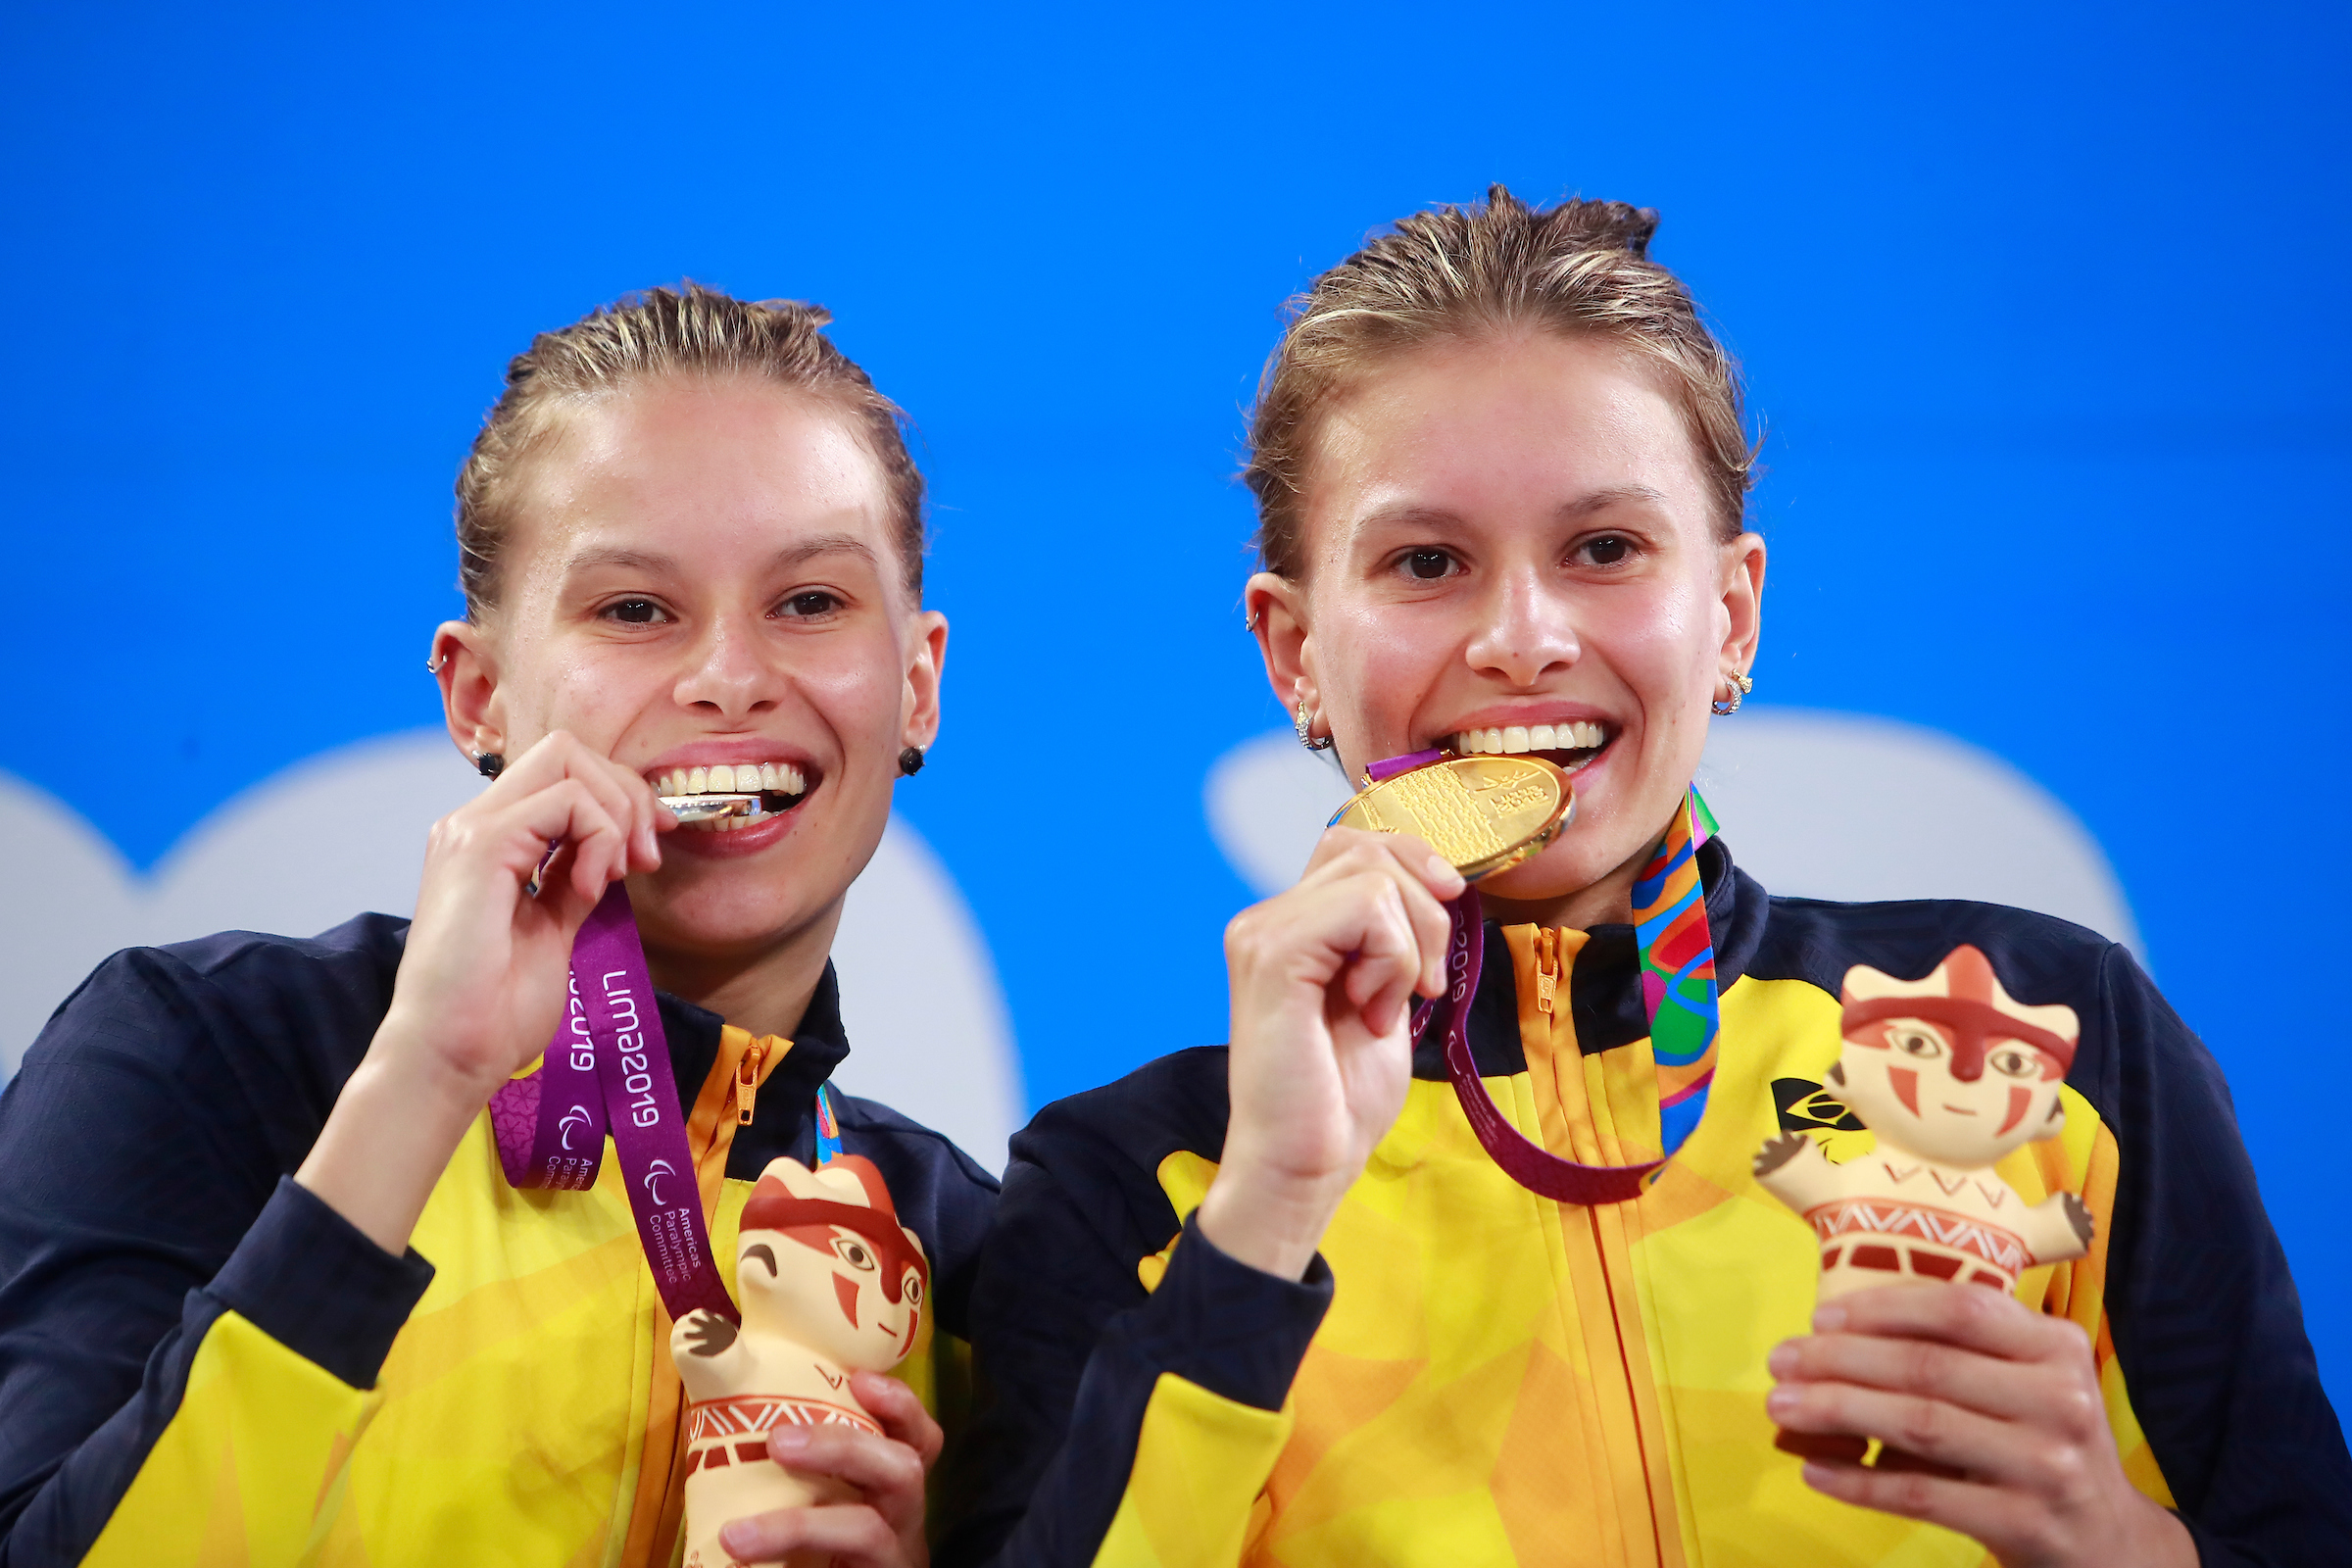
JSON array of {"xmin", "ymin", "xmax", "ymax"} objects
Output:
[
  {"xmin": 735, "ymin": 1042, "xmax": 764, "ymax": 1126},
  {"xmin": 1536, "ymin": 928, "xmax": 1560, "ymax": 1016}
]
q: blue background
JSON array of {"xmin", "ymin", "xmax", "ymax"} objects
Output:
[{"xmin": 5, "ymin": 2, "xmax": 2345, "ymax": 1404}]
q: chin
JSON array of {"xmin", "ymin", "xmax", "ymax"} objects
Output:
[
  {"xmin": 633, "ymin": 799, "xmax": 878, "ymax": 957},
  {"xmin": 628, "ymin": 874, "xmax": 830, "ymax": 961},
  {"xmin": 1475, "ymin": 814, "xmax": 1652, "ymax": 908},
  {"xmin": 1477, "ymin": 843, "xmax": 1602, "ymax": 904}
]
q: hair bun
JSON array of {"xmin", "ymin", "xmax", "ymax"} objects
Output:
[
  {"xmin": 1484, "ymin": 185, "xmax": 1659, "ymax": 261},
  {"xmin": 755, "ymin": 297, "xmax": 833, "ymax": 328}
]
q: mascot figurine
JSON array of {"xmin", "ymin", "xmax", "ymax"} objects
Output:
[
  {"xmin": 1754, "ymin": 945, "xmax": 2092, "ymax": 1466},
  {"xmin": 671, "ymin": 1155, "xmax": 929, "ymax": 1568},
  {"xmin": 1754, "ymin": 943, "xmax": 2092, "ymax": 1300}
]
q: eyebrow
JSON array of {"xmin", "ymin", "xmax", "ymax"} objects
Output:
[
  {"xmin": 1347, "ymin": 484, "xmax": 1670, "ymax": 546},
  {"xmin": 1560, "ymin": 483, "xmax": 1668, "ymax": 518},
  {"xmin": 771, "ymin": 532, "xmax": 878, "ymax": 570},
  {"xmin": 562, "ymin": 546, "xmax": 678, "ymax": 575},
  {"xmin": 558, "ymin": 532, "xmax": 880, "ymax": 577}
]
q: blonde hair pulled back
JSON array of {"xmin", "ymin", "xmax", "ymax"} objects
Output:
[
  {"xmin": 1245, "ymin": 185, "xmax": 1753, "ymax": 578},
  {"xmin": 455, "ymin": 283, "xmax": 924, "ymax": 616}
]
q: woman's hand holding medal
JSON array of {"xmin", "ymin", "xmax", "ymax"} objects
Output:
[
  {"xmin": 297, "ymin": 730, "xmax": 671, "ymax": 1256},
  {"xmin": 1196, "ymin": 827, "xmax": 1465, "ymax": 1282},
  {"xmin": 389, "ymin": 730, "xmax": 669, "ymax": 1099}
]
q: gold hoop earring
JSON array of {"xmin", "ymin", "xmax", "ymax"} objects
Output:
[
  {"xmin": 1295, "ymin": 698, "xmax": 1334, "ymax": 752},
  {"xmin": 1712, "ymin": 670, "xmax": 1754, "ymax": 716}
]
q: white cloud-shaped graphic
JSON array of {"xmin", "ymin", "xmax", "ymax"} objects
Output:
[
  {"xmin": 0, "ymin": 732, "xmax": 1022, "ymax": 1172},
  {"xmin": 1204, "ymin": 708, "xmax": 2141, "ymax": 958}
]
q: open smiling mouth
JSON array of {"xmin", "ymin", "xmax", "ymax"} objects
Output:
[
  {"xmin": 652, "ymin": 761, "xmax": 812, "ymax": 833},
  {"xmin": 1446, "ymin": 720, "xmax": 1615, "ymax": 775}
]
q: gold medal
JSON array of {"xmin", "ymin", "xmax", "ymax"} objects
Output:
[{"xmin": 1329, "ymin": 756, "xmax": 1575, "ymax": 880}]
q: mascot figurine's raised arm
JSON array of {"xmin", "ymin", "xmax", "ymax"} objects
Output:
[
  {"xmin": 1755, "ymin": 944, "xmax": 2092, "ymax": 1300},
  {"xmin": 670, "ymin": 1154, "xmax": 929, "ymax": 1568}
]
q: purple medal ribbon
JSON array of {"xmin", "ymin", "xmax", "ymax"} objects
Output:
[
  {"xmin": 1417, "ymin": 890, "xmax": 1661, "ymax": 1205},
  {"xmin": 489, "ymin": 886, "xmax": 740, "ymax": 1324},
  {"xmin": 1365, "ymin": 749, "xmax": 1720, "ymax": 1205}
]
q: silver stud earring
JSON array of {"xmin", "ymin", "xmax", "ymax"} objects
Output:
[
  {"xmin": 1295, "ymin": 697, "xmax": 1334, "ymax": 752},
  {"xmin": 1711, "ymin": 670, "xmax": 1754, "ymax": 716}
]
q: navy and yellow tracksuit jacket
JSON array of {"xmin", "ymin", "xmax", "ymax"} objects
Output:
[
  {"xmin": 0, "ymin": 913, "xmax": 998, "ymax": 1565},
  {"xmin": 946, "ymin": 838, "xmax": 2352, "ymax": 1568}
]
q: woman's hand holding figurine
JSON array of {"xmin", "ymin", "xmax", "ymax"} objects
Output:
[
  {"xmin": 1196, "ymin": 827, "xmax": 1464, "ymax": 1282},
  {"xmin": 1769, "ymin": 1283, "xmax": 2196, "ymax": 1567},
  {"xmin": 716, "ymin": 1372, "xmax": 941, "ymax": 1568},
  {"xmin": 297, "ymin": 730, "xmax": 670, "ymax": 1256}
]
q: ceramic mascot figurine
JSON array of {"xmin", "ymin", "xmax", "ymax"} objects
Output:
[
  {"xmin": 1756, "ymin": 943, "xmax": 2093, "ymax": 1299},
  {"xmin": 671, "ymin": 1154, "xmax": 930, "ymax": 1568},
  {"xmin": 1754, "ymin": 945, "xmax": 2092, "ymax": 1468}
]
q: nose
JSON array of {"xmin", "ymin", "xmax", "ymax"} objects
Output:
[
  {"xmin": 671, "ymin": 612, "xmax": 783, "ymax": 720},
  {"xmin": 1462, "ymin": 564, "xmax": 1579, "ymax": 687}
]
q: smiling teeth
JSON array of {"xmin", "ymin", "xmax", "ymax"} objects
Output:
[
  {"xmin": 1451, "ymin": 721, "xmax": 1607, "ymax": 756},
  {"xmin": 653, "ymin": 760, "xmax": 808, "ymax": 832},
  {"xmin": 654, "ymin": 761, "xmax": 807, "ymax": 798}
]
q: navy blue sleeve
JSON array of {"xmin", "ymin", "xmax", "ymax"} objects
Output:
[
  {"xmin": 0, "ymin": 928, "xmax": 433, "ymax": 1564},
  {"xmin": 938, "ymin": 1071, "xmax": 1331, "ymax": 1568},
  {"xmin": 2082, "ymin": 944, "xmax": 2352, "ymax": 1566}
]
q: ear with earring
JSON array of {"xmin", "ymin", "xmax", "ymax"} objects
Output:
[{"xmin": 426, "ymin": 648, "xmax": 507, "ymax": 775}]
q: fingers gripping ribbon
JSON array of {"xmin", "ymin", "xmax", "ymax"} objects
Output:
[{"xmin": 488, "ymin": 886, "xmax": 739, "ymax": 1323}]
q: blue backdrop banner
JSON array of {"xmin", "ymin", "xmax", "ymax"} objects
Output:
[{"xmin": 2, "ymin": 0, "xmax": 2343, "ymax": 1406}]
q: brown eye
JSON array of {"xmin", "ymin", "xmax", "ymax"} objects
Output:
[
  {"xmin": 600, "ymin": 597, "xmax": 667, "ymax": 624},
  {"xmin": 780, "ymin": 590, "xmax": 842, "ymax": 618},
  {"xmin": 832, "ymin": 1236, "xmax": 876, "ymax": 1271},
  {"xmin": 1405, "ymin": 549, "xmax": 1451, "ymax": 580},
  {"xmin": 1890, "ymin": 1028, "xmax": 1943, "ymax": 1060},
  {"xmin": 1991, "ymin": 1048, "xmax": 2040, "ymax": 1080},
  {"xmin": 904, "ymin": 1273, "xmax": 923, "ymax": 1306}
]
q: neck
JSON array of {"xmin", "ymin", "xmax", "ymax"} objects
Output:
[{"xmin": 640, "ymin": 899, "xmax": 845, "ymax": 1042}]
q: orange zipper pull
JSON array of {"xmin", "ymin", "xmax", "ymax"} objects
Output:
[
  {"xmin": 1536, "ymin": 930, "xmax": 1559, "ymax": 1016},
  {"xmin": 736, "ymin": 1043, "xmax": 764, "ymax": 1126}
]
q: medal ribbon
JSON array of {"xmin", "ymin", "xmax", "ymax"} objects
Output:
[
  {"xmin": 488, "ymin": 886, "xmax": 740, "ymax": 1324},
  {"xmin": 813, "ymin": 1081, "xmax": 844, "ymax": 1166},
  {"xmin": 1415, "ymin": 784, "xmax": 1721, "ymax": 1205}
]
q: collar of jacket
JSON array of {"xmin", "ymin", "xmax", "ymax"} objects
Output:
[
  {"xmin": 656, "ymin": 960, "xmax": 852, "ymax": 1152},
  {"xmin": 1414, "ymin": 835, "xmax": 1770, "ymax": 1081}
]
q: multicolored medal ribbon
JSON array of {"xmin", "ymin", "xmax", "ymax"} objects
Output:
[
  {"xmin": 488, "ymin": 886, "xmax": 741, "ymax": 1324},
  {"xmin": 1407, "ymin": 780, "xmax": 1722, "ymax": 1205},
  {"xmin": 813, "ymin": 1080, "xmax": 844, "ymax": 1166},
  {"xmin": 1639, "ymin": 789, "xmax": 1721, "ymax": 1156}
]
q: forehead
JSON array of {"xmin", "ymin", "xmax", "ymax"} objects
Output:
[
  {"xmin": 1302, "ymin": 330, "xmax": 1714, "ymax": 569},
  {"xmin": 506, "ymin": 375, "xmax": 895, "ymax": 591}
]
